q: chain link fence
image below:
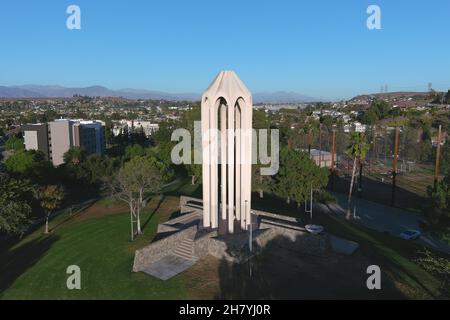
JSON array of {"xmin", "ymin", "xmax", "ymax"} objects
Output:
[{"xmin": 293, "ymin": 125, "xmax": 438, "ymax": 212}]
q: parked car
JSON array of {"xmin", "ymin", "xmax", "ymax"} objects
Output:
[
  {"xmin": 305, "ymin": 224, "xmax": 324, "ymax": 235},
  {"xmin": 400, "ymin": 230, "xmax": 421, "ymax": 240}
]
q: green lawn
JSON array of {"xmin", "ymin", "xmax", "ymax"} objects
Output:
[
  {"xmin": 0, "ymin": 199, "xmax": 187, "ymax": 299},
  {"xmin": 0, "ymin": 178, "xmax": 199, "ymax": 300},
  {"xmin": 0, "ymin": 179, "xmax": 447, "ymax": 299}
]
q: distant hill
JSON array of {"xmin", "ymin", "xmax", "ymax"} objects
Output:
[
  {"xmin": 253, "ymin": 91, "xmax": 321, "ymax": 103},
  {"xmin": 350, "ymin": 91, "xmax": 432, "ymax": 101},
  {"xmin": 0, "ymin": 85, "xmax": 319, "ymax": 103},
  {"xmin": 0, "ymin": 86, "xmax": 43, "ymax": 98},
  {"xmin": 2, "ymin": 85, "xmax": 199, "ymax": 101}
]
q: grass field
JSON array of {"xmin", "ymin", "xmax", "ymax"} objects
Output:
[
  {"xmin": 0, "ymin": 178, "xmax": 200, "ymax": 300},
  {"xmin": 0, "ymin": 195, "xmax": 189, "ymax": 299},
  {"xmin": 0, "ymin": 178, "xmax": 448, "ymax": 299}
]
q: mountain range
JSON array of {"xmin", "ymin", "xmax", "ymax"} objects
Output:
[{"xmin": 0, "ymin": 85, "xmax": 320, "ymax": 103}]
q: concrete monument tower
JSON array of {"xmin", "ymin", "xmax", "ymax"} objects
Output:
[{"xmin": 201, "ymin": 71, "xmax": 253, "ymax": 234}]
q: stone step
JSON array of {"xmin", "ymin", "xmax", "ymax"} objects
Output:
[
  {"xmin": 174, "ymin": 251, "xmax": 193, "ymax": 260},
  {"xmin": 175, "ymin": 246, "xmax": 193, "ymax": 254},
  {"xmin": 173, "ymin": 238, "xmax": 196, "ymax": 261},
  {"xmin": 260, "ymin": 217, "xmax": 305, "ymax": 231},
  {"xmin": 179, "ymin": 240, "xmax": 193, "ymax": 246},
  {"xmin": 174, "ymin": 250, "xmax": 194, "ymax": 260},
  {"xmin": 177, "ymin": 245, "xmax": 193, "ymax": 252}
]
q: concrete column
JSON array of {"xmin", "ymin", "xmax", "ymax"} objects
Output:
[
  {"xmin": 235, "ymin": 106, "xmax": 241, "ymax": 222},
  {"xmin": 240, "ymin": 102, "xmax": 247, "ymax": 230},
  {"xmin": 245, "ymin": 98, "xmax": 253, "ymax": 228},
  {"xmin": 227, "ymin": 100, "xmax": 235, "ymax": 234},
  {"xmin": 220, "ymin": 103, "xmax": 227, "ymax": 220},
  {"xmin": 201, "ymin": 100, "xmax": 211, "ymax": 228},
  {"xmin": 239, "ymin": 98, "xmax": 252, "ymax": 230},
  {"xmin": 210, "ymin": 102, "xmax": 218, "ymax": 229},
  {"xmin": 202, "ymin": 71, "xmax": 253, "ymax": 233}
]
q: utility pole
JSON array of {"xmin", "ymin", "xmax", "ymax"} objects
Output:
[
  {"xmin": 358, "ymin": 158, "xmax": 363, "ymax": 197},
  {"xmin": 391, "ymin": 127, "xmax": 399, "ymax": 206},
  {"xmin": 305, "ymin": 184, "xmax": 313, "ymax": 220},
  {"xmin": 434, "ymin": 125, "xmax": 442, "ymax": 189},
  {"xmin": 331, "ymin": 129, "xmax": 336, "ymax": 191},
  {"xmin": 319, "ymin": 124, "xmax": 322, "ymax": 168},
  {"xmin": 358, "ymin": 133, "xmax": 364, "ymax": 197}
]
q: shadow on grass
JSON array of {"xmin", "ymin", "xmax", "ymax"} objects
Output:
[
  {"xmin": 332, "ymin": 175, "xmax": 429, "ymax": 211},
  {"xmin": 0, "ymin": 234, "xmax": 60, "ymax": 296},
  {"xmin": 142, "ymin": 196, "xmax": 165, "ymax": 231},
  {"xmin": 214, "ymin": 233, "xmax": 407, "ymax": 300},
  {"xmin": 164, "ymin": 179, "xmax": 202, "ymax": 198},
  {"xmin": 310, "ymin": 209, "xmax": 444, "ymax": 299},
  {"xmin": 49, "ymin": 201, "xmax": 97, "ymax": 233}
]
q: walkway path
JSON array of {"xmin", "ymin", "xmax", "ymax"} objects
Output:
[
  {"xmin": 141, "ymin": 254, "xmax": 197, "ymax": 281},
  {"xmin": 318, "ymin": 193, "xmax": 450, "ymax": 255}
]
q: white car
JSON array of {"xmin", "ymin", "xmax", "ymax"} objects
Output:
[
  {"xmin": 400, "ymin": 230, "xmax": 421, "ymax": 240},
  {"xmin": 305, "ymin": 224, "xmax": 324, "ymax": 235}
]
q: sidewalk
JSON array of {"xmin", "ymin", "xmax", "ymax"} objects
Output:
[{"xmin": 317, "ymin": 192, "xmax": 450, "ymax": 255}]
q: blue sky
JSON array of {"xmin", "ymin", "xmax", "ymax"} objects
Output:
[{"xmin": 1, "ymin": 0, "xmax": 450, "ymax": 100}]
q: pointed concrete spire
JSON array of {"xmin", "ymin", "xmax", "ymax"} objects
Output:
[{"xmin": 201, "ymin": 71, "xmax": 253, "ymax": 234}]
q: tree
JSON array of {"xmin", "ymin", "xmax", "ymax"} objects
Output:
[
  {"xmin": 346, "ymin": 132, "xmax": 368, "ymax": 219},
  {"xmin": 63, "ymin": 147, "xmax": 87, "ymax": 166},
  {"xmin": 125, "ymin": 156, "xmax": 163, "ymax": 234},
  {"xmin": 5, "ymin": 135, "xmax": 24, "ymax": 152},
  {"xmin": 372, "ymin": 100, "xmax": 391, "ymax": 119},
  {"xmin": 38, "ymin": 185, "xmax": 65, "ymax": 234},
  {"xmin": 274, "ymin": 148, "xmax": 328, "ymax": 207},
  {"xmin": 106, "ymin": 156, "xmax": 163, "ymax": 240},
  {"xmin": 5, "ymin": 150, "xmax": 54, "ymax": 183},
  {"xmin": 145, "ymin": 147, "xmax": 174, "ymax": 183},
  {"xmin": 80, "ymin": 154, "xmax": 120, "ymax": 185},
  {"xmin": 362, "ymin": 108, "xmax": 378, "ymax": 125},
  {"xmin": 426, "ymin": 170, "xmax": 450, "ymax": 226},
  {"xmin": 187, "ymin": 164, "xmax": 202, "ymax": 185},
  {"xmin": 320, "ymin": 115, "xmax": 333, "ymax": 131},
  {"xmin": 252, "ymin": 164, "xmax": 274, "ymax": 198},
  {"xmin": 124, "ymin": 144, "xmax": 146, "ymax": 161},
  {"xmin": 0, "ymin": 174, "xmax": 35, "ymax": 234}
]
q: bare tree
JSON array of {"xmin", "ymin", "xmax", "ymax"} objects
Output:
[{"xmin": 105, "ymin": 156, "xmax": 162, "ymax": 240}]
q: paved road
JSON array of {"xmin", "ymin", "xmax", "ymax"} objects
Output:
[{"xmin": 317, "ymin": 192, "xmax": 450, "ymax": 255}]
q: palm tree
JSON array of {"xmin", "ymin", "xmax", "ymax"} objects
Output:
[
  {"xmin": 346, "ymin": 132, "xmax": 368, "ymax": 220},
  {"xmin": 39, "ymin": 185, "xmax": 65, "ymax": 234}
]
